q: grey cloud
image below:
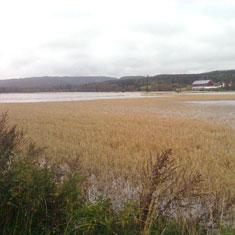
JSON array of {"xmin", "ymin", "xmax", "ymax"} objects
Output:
[{"xmin": 1, "ymin": 0, "xmax": 235, "ymax": 79}]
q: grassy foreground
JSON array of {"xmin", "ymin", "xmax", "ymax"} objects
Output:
[{"xmin": 0, "ymin": 94, "xmax": 235, "ymax": 234}]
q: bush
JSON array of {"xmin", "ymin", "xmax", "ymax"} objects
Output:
[
  {"xmin": 0, "ymin": 113, "xmax": 85, "ymax": 234},
  {"xmin": 0, "ymin": 158, "xmax": 56, "ymax": 234}
]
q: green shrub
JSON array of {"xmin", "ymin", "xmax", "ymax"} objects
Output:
[
  {"xmin": 0, "ymin": 158, "xmax": 56, "ymax": 234},
  {"xmin": 0, "ymin": 113, "xmax": 85, "ymax": 234},
  {"xmin": 116, "ymin": 201, "xmax": 140, "ymax": 235},
  {"xmin": 75, "ymin": 198, "xmax": 114, "ymax": 234}
]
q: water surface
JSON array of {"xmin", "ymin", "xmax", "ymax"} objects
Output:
[
  {"xmin": 189, "ymin": 100, "xmax": 235, "ymax": 106},
  {"xmin": 0, "ymin": 92, "xmax": 158, "ymax": 103}
]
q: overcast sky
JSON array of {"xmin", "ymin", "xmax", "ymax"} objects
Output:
[{"xmin": 0, "ymin": 0, "xmax": 235, "ymax": 79}]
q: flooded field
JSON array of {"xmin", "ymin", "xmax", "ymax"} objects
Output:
[
  {"xmin": 0, "ymin": 92, "xmax": 234, "ymax": 129},
  {"xmin": 0, "ymin": 92, "xmax": 234, "ymax": 229}
]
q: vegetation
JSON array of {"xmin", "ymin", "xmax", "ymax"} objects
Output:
[
  {"xmin": 0, "ymin": 94, "xmax": 235, "ymax": 234},
  {"xmin": 0, "ymin": 76, "xmax": 114, "ymax": 93},
  {"xmin": 0, "ymin": 70, "xmax": 235, "ymax": 92},
  {"xmin": 77, "ymin": 70, "xmax": 235, "ymax": 92}
]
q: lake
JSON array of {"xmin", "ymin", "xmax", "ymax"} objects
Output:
[{"xmin": 0, "ymin": 92, "xmax": 162, "ymax": 103}]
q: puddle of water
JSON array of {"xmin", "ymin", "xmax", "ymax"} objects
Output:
[{"xmin": 188, "ymin": 100, "xmax": 235, "ymax": 106}]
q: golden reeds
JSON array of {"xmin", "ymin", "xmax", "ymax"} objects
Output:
[{"xmin": 0, "ymin": 94, "xmax": 234, "ymax": 230}]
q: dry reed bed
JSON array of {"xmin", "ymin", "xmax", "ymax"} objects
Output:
[{"xmin": 0, "ymin": 95, "xmax": 234, "ymax": 206}]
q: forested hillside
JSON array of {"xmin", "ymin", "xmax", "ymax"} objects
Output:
[
  {"xmin": 76, "ymin": 70, "xmax": 235, "ymax": 92},
  {"xmin": 0, "ymin": 76, "xmax": 115, "ymax": 92},
  {"xmin": 0, "ymin": 70, "xmax": 235, "ymax": 92}
]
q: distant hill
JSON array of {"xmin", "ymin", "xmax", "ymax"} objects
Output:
[
  {"xmin": 0, "ymin": 70, "xmax": 234, "ymax": 92},
  {"xmin": 0, "ymin": 76, "xmax": 116, "ymax": 92},
  {"xmin": 75, "ymin": 70, "xmax": 235, "ymax": 92}
]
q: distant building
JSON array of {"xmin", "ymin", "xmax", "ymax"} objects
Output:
[{"xmin": 192, "ymin": 80, "xmax": 219, "ymax": 90}]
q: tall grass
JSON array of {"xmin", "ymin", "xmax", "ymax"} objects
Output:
[
  {"xmin": 0, "ymin": 113, "xmax": 206, "ymax": 234},
  {"xmin": 0, "ymin": 94, "xmax": 235, "ymax": 234}
]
